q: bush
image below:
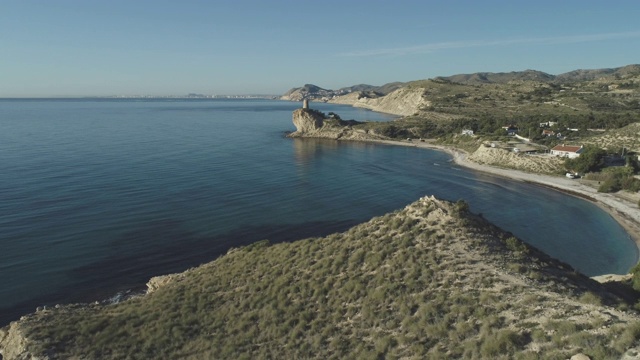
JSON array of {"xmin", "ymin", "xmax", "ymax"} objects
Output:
[
  {"xmin": 480, "ymin": 330, "xmax": 526, "ymax": 356},
  {"xmin": 598, "ymin": 177, "xmax": 622, "ymax": 193},
  {"xmin": 614, "ymin": 322, "xmax": 640, "ymax": 352},
  {"xmin": 579, "ymin": 292, "xmax": 602, "ymax": 306},
  {"xmin": 565, "ymin": 146, "xmax": 606, "ymax": 173},
  {"xmin": 596, "ymin": 166, "xmax": 640, "ymax": 192},
  {"xmin": 455, "ymin": 199, "xmax": 470, "ymax": 213},
  {"xmin": 505, "ymin": 237, "xmax": 529, "ymax": 254},
  {"xmin": 630, "ymin": 263, "xmax": 640, "ymax": 291}
]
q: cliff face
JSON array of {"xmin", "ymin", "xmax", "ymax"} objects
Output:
[
  {"xmin": 329, "ymin": 87, "xmax": 429, "ymax": 116},
  {"xmin": 290, "ymin": 108, "xmax": 324, "ymax": 134}
]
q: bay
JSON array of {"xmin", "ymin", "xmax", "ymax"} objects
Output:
[{"xmin": 0, "ymin": 98, "xmax": 636, "ymax": 326}]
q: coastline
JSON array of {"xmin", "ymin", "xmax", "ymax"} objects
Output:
[{"xmin": 337, "ymin": 137, "xmax": 640, "ymax": 262}]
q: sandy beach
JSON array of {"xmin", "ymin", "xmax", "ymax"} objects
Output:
[{"xmin": 359, "ymin": 138, "xmax": 640, "ymax": 257}]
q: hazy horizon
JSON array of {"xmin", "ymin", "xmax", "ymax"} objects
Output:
[{"xmin": 3, "ymin": 0, "xmax": 640, "ymax": 97}]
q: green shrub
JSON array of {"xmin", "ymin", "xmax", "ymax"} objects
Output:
[
  {"xmin": 579, "ymin": 292, "xmax": 602, "ymax": 306},
  {"xmin": 598, "ymin": 177, "xmax": 621, "ymax": 192},
  {"xmin": 565, "ymin": 146, "xmax": 606, "ymax": 173},
  {"xmin": 630, "ymin": 263, "xmax": 640, "ymax": 291},
  {"xmin": 480, "ymin": 330, "xmax": 526, "ymax": 356},
  {"xmin": 505, "ymin": 236, "xmax": 529, "ymax": 254},
  {"xmin": 614, "ymin": 322, "xmax": 640, "ymax": 353}
]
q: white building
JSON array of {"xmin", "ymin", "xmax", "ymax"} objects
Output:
[{"xmin": 550, "ymin": 144, "xmax": 584, "ymax": 159}]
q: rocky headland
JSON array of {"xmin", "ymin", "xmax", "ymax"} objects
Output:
[
  {"xmin": 288, "ymin": 107, "xmax": 387, "ymax": 141},
  {"xmin": 3, "ymin": 196, "xmax": 640, "ymax": 359}
]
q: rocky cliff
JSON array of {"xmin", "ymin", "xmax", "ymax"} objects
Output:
[
  {"xmin": 288, "ymin": 108, "xmax": 386, "ymax": 141},
  {"xmin": 290, "ymin": 108, "xmax": 325, "ymax": 134}
]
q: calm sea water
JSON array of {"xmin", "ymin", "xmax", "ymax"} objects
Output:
[{"xmin": 0, "ymin": 99, "xmax": 637, "ymax": 326}]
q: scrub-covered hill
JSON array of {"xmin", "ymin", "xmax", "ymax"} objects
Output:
[{"xmin": 2, "ymin": 196, "xmax": 640, "ymax": 359}]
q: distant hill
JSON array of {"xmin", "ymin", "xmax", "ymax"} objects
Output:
[
  {"xmin": 280, "ymin": 64, "xmax": 640, "ymax": 128},
  {"xmin": 280, "ymin": 84, "xmax": 334, "ymax": 101},
  {"xmin": 555, "ymin": 64, "xmax": 640, "ymax": 83},
  {"xmin": 282, "ymin": 65, "xmax": 640, "ymax": 102},
  {"xmin": 280, "ymin": 82, "xmax": 405, "ymax": 102},
  {"xmin": 434, "ymin": 69, "xmax": 555, "ymax": 85},
  {"xmin": 433, "ymin": 65, "xmax": 640, "ymax": 85},
  {"xmin": 338, "ymin": 82, "xmax": 405, "ymax": 95}
]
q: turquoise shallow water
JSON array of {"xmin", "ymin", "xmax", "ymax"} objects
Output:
[{"xmin": 0, "ymin": 98, "xmax": 637, "ymax": 326}]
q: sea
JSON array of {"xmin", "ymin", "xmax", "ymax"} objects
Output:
[{"xmin": 0, "ymin": 98, "xmax": 637, "ymax": 326}]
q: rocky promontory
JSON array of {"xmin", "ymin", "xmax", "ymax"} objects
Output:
[
  {"xmin": 288, "ymin": 107, "xmax": 386, "ymax": 141},
  {"xmin": 3, "ymin": 196, "xmax": 640, "ymax": 359}
]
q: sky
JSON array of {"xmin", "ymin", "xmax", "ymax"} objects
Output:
[{"xmin": 2, "ymin": 0, "xmax": 640, "ymax": 97}]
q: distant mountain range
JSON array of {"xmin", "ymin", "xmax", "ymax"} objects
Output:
[
  {"xmin": 435, "ymin": 64, "xmax": 640, "ymax": 85},
  {"xmin": 281, "ymin": 64, "xmax": 640, "ymax": 101},
  {"xmin": 280, "ymin": 82, "xmax": 405, "ymax": 102}
]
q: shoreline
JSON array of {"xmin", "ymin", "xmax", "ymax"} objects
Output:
[{"xmin": 336, "ymin": 137, "xmax": 640, "ymax": 265}]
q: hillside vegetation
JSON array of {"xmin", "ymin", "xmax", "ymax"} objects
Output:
[
  {"xmin": 283, "ymin": 65, "xmax": 640, "ymax": 149},
  {"xmin": 3, "ymin": 197, "xmax": 640, "ymax": 359}
]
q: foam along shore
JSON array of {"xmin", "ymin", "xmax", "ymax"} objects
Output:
[{"xmin": 353, "ymin": 138, "xmax": 640, "ymax": 264}]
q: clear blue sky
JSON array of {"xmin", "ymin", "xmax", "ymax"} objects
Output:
[{"xmin": 2, "ymin": 0, "xmax": 639, "ymax": 97}]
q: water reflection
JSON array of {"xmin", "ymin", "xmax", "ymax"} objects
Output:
[{"xmin": 292, "ymin": 138, "xmax": 340, "ymax": 165}]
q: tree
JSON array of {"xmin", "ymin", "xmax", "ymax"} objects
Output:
[
  {"xmin": 564, "ymin": 146, "xmax": 606, "ymax": 173},
  {"xmin": 631, "ymin": 263, "xmax": 640, "ymax": 291}
]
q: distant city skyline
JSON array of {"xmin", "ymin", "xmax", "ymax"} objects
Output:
[{"xmin": 2, "ymin": 0, "xmax": 640, "ymax": 97}]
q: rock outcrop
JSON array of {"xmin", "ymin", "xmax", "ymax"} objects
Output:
[
  {"xmin": 0, "ymin": 321, "xmax": 33, "ymax": 360},
  {"xmin": 288, "ymin": 108, "xmax": 386, "ymax": 141},
  {"xmin": 290, "ymin": 108, "xmax": 325, "ymax": 134},
  {"xmin": 146, "ymin": 273, "xmax": 186, "ymax": 294}
]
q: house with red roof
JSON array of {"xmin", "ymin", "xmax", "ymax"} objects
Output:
[{"xmin": 550, "ymin": 144, "xmax": 584, "ymax": 159}]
